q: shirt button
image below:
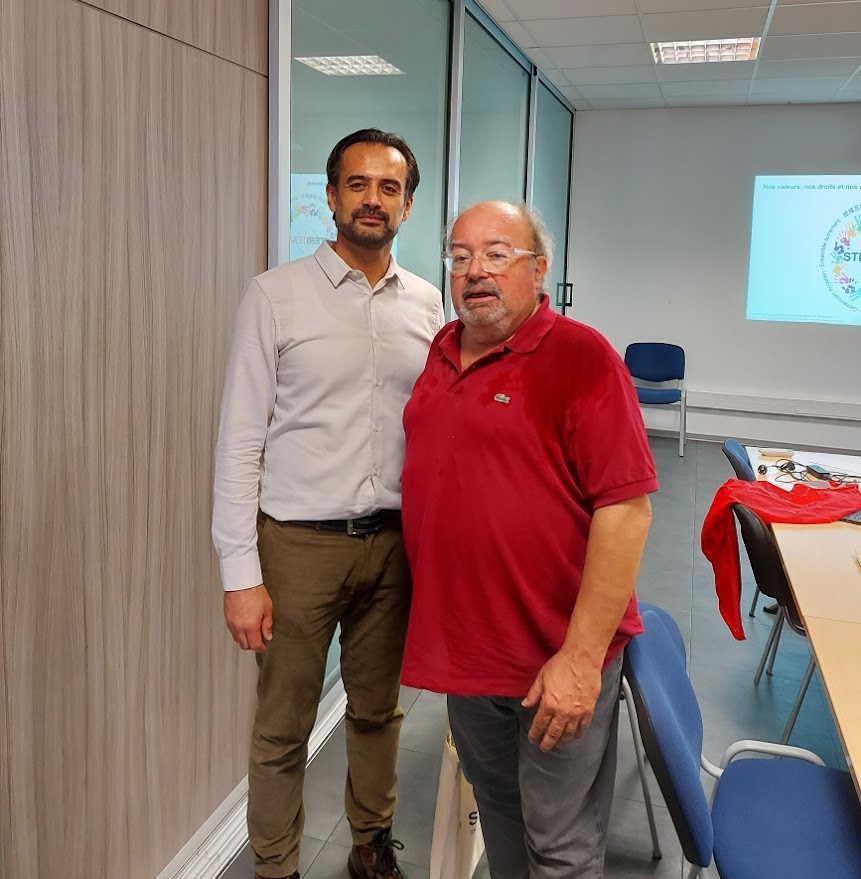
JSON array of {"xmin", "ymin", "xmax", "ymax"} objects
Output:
[
  {"xmin": 373, "ymin": 334, "xmax": 381, "ymax": 342},
  {"xmin": 374, "ymin": 378, "xmax": 381, "ymax": 387},
  {"xmin": 373, "ymin": 467, "xmax": 381, "ymax": 477},
  {"xmin": 374, "ymin": 424, "xmax": 381, "ymax": 433}
]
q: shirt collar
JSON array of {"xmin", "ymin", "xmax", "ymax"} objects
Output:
[
  {"xmin": 504, "ymin": 294, "xmax": 556, "ymax": 353},
  {"xmin": 314, "ymin": 240, "xmax": 404, "ymax": 292}
]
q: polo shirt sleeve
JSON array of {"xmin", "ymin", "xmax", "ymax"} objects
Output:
[{"xmin": 566, "ymin": 339, "xmax": 659, "ymax": 510}]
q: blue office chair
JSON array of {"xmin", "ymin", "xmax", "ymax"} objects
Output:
[
  {"xmin": 623, "ymin": 608, "xmax": 861, "ymax": 879},
  {"xmin": 624, "ymin": 343, "xmax": 686, "ymax": 457},
  {"xmin": 721, "ymin": 439, "xmax": 755, "ymax": 482},
  {"xmin": 621, "ymin": 601, "xmax": 687, "ymax": 860}
]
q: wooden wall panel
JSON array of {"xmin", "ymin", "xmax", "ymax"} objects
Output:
[
  {"xmin": 82, "ymin": 0, "xmax": 269, "ymax": 74},
  {"xmin": 0, "ymin": 0, "xmax": 268, "ymax": 876}
]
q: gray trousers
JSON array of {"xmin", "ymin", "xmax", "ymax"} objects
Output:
[{"xmin": 447, "ymin": 654, "xmax": 623, "ymax": 879}]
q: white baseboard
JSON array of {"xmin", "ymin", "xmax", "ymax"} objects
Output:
[{"xmin": 157, "ymin": 680, "xmax": 348, "ymax": 879}]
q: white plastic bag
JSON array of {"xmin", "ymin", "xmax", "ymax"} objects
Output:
[{"xmin": 429, "ymin": 732, "xmax": 485, "ymax": 879}]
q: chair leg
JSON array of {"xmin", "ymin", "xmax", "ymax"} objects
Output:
[
  {"xmin": 754, "ymin": 608, "xmax": 784, "ymax": 685},
  {"xmin": 678, "ymin": 391, "xmax": 686, "ymax": 457},
  {"xmin": 780, "ymin": 655, "xmax": 816, "ymax": 745},
  {"xmin": 766, "ymin": 617, "xmax": 784, "ymax": 677},
  {"xmin": 748, "ymin": 585, "xmax": 761, "ymax": 617},
  {"xmin": 622, "ymin": 678, "xmax": 662, "ymax": 859}
]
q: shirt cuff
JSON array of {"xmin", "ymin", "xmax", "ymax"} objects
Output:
[{"xmin": 219, "ymin": 553, "xmax": 264, "ymax": 592}]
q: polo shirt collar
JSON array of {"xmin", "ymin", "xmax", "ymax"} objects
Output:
[
  {"xmin": 505, "ymin": 294, "xmax": 556, "ymax": 353},
  {"xmin": 440, "ymin": 293, "xmax": 556, "ymax": 367},
  {"xmin": 314, "ymin": 240, "xmax": 404, "ymax": 292}
]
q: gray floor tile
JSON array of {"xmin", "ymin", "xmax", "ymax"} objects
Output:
[
  {"xmin": 398, "ymin": 689, "xmax": 448, "ymax": 757},
  {"xmin": 301, "ymin": 841, "xmax": 352, "ymax": 879},
  {"xmin": 329, "ymin": 747, "xmax": 443, "ymax": 869},
  {"xmin": 401, "ymin": 685, "xmax": 422, "ymax": 715},
  {"xmin": 220, "ymin": 834, "xmax": 326, "ymax": 879},
  {"xmin": 605, "ymin": 796, "xmax": 684, "ymax": 878},
  {"xmin": 303, "ymin": 724, "xmax": 350, "ymax": 842}
]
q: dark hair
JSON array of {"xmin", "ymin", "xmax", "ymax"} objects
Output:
[{"xmin": 326, "ymin": 128, "xmax": 420, "ymax": 199}]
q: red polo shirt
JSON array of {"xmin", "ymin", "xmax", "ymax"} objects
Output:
[{"xmin": 400, "ymin": 297, "xmax": 659, "ymax": 697}]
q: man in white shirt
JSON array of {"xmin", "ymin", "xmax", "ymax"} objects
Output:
[{"xmin": 212, "ymin": 129, "xmax": 443, "ymax": 879}]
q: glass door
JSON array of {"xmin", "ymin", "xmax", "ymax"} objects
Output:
[{"xmin": 532, "ymin": 81, "xmax": 574, "ymax": 315}]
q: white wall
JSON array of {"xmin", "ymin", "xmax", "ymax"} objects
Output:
[{"xmin": 569, "ymin": 104, "xmax": 861, "ymax": 452}]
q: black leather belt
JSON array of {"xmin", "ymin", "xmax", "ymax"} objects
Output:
[{"xmin": 285, "ymin": 510, "xmax": 400, "ymax": 537}]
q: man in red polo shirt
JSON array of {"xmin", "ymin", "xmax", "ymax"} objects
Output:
[{"xmin": 400, "ymin": 201, "xmax": 657, "ymax": 879}]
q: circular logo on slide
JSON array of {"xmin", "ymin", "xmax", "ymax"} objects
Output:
[{"xmin": 820, "ymin": 206, "xmax": 861, "ymax": 312}]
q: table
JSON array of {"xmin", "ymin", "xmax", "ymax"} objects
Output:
[
  {"xmin": 772, "ymin": 520, "xmax": 861, "ymax": 797},
  {"xmin": 747, "ymin": 446, "xmax": 861, "ymax": 489}
]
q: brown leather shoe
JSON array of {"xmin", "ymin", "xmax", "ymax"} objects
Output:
[{"xmin": 348, "ymin": 828, "xmax": 406, "ymax": 879}]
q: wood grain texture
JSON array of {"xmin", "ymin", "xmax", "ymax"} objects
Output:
[
  {"xmin": 82, "ymin": 0, "xmax": 269, "ymax": 73},
  {"xmin": 0, "ymin": 0, "xmax": 268, "ymax": 876}
]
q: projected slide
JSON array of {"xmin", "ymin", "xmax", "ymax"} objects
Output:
[{"xmin": 747, "ymin": 175, "xmax": 861, "ymax": 326}]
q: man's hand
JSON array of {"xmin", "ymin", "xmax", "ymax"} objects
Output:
[
  {"xmin": 224, "ymin": 584, "xmax": 274, "ymax": 652},
  {"xmin": 522, "ymin": 651, "xmax": 602, "ymax": 752}
]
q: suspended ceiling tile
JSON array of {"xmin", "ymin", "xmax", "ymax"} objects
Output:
[
  {"xmin": 756, "ymin": 58, "xmax": 861, "ymax": 79},
  {"xmin": 563, "ymin": 65, "xmax": 658, "ymax": 85},
  {"xmin": 499, "ymin": 19, "xmax": 535, "ymax": 47},
  {"xmin": 505, "ymin": 0, "xmax": 638, "ymax": 19},
  {"xmin": 641, "ymin": 7, "xmax": 769, "ymax": 43},
  {"xmin": 522, "ymin": 45, "xmax": 555, "ymax": 68},
  {"xmin": 661, "ymin": 79, "xmax": 751, "ymax": 95},
  {"xmin": 544, "ymin": 42, "xmax": 654, "ymax": 68},
  {"xmin": 583, "ymin": 97, "xmax": 668, "ymax": 108},
  {"xmin": 748, "ymin": 76, "xmax": 846, "ymax": 95},
  {"xmin": 638, "ymin": 0, "xmax": 771, "ymax": 11},
  {"xmin": 525, "ymin": 15, "xmax": 645, "ymax": 47},
  {"xmin": 656, "ymin": 60, "xmax": 755, "ymax": 80},
  {"xmin": 476, "ymin": 0, "xmax": 516, "ymax": 22},
  {"xmin": 575, "ymin": 81, "xmax": 664, "ymax": 98},
  {"xmin": 665, "ymin": 95, "xmax": 750, "ymax": 105},
  {"xmin": 769, "ymin": 2, "xmax": 861, "ymax": 38},
  {"xmin": 760, "ymin": 33, "xmax": 861, "ymax": 60}
]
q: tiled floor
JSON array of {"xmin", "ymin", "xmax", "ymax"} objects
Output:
[{"xmin": 221, "ymin": 437, "xmax": 845, "ymax": 879}]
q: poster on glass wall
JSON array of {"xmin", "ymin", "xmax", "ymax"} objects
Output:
[{"xmin": 289, "ymin": 172, "xmax": 399, "ymax": 262}]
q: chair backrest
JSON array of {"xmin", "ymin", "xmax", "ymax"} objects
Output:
[
  {"xmin": 624, "ymin": 343, "xmax": 685, "ymax": 383},
  {"xmin": 722, "ymin": 438, "xmax": 756, "ymax": 481},
  {"xmin": 637, "ymin": 600, "xmax": 687, "ymax": 662},
  {"xmin": 623, "ymin": 609, "xmax": 714, "ymax": 868},
  {"xmin": 731, "ymin": 504, "xmax": 804, "ymax": 632}
]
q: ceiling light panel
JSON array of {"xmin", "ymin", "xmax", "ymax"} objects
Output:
[
  {"xmin": 652, "ymin": 38, "xmax": 760, "ymax": 64},
  {"xmin": 295, "ymin": 55, "xmax": 404, "ymax": 76}
]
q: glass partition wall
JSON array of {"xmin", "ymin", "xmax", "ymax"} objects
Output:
[
  {"xmin": 274, "ymin": 0, "xmax": 575, "ymax": 302},
  {"xmin": 272, "ymin": 0, "xmax": 576, "ymax": 696}
]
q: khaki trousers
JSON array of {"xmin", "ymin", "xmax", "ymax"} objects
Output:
[{"xmin": 248, "ymin": 513, "xmax": 411, "ymax": 879}]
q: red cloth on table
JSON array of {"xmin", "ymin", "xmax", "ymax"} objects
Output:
[{"xmin": 700, "ymin": 480, "xmax": 861, "ymax": 639}]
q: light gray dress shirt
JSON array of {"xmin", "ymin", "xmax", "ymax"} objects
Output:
[{"xmin": 212, "ymin": 241, "xmax": 444, "ymax": 591}]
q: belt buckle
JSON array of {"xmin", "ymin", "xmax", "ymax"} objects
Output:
[{"xmin": 346, "ymin": 518, "xmax": 358, "ymax": 537}]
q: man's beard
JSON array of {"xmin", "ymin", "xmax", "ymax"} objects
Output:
[
  {"xmin": 454, "ymin": 279, "xmax": 508, "ymax": 327},
  {"xmin": 335, "ymin": 208, "xmax": 398, "ymax": 249}
]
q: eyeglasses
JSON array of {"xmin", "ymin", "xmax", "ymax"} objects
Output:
[{"xmin": 441, "ymin": 247, "xmax": 537, "ymax": 276}]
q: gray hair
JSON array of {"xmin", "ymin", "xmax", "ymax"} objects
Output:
[{"xmin": 443, "ymin": 201, "xmax": 555, "ymax": 277}]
